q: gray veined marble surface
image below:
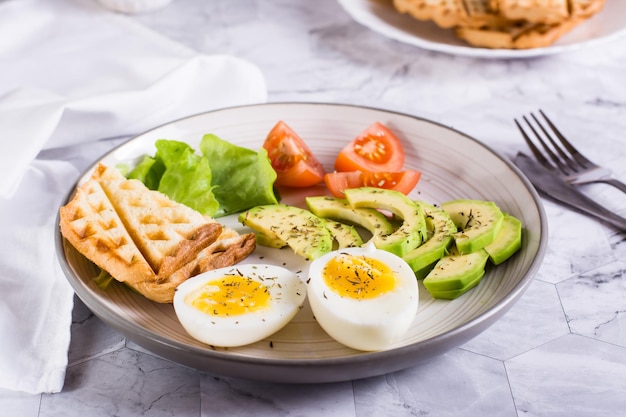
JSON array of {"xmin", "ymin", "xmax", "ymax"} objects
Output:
[{"xmin": 3, "ymin": 0, "xmax": 626, "ymax": 416}]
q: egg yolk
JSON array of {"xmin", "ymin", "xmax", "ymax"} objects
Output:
[
  {"xmin": 322, "ymin": 253, "xmax": 396, "ymax": 299},
  {"xmin": 185, "ymin": 275, "xmax": 271, "ymax": 317}
]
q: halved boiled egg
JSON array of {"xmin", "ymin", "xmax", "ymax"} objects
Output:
[
  {"xmin": 173, "ymin": 264, "xmax": 306, "ymax": 347},
  {"xmin": 307, "ymin": 243, "xmax": 418, "ymax": 351}
]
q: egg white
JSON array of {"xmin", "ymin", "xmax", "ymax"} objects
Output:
[
  {"xmin": 173, "ymin": 264, "xmax": 306, "ymax": 347},
  {"xmin": 307, "ymin": 243, "xmax": 419, "ymax": 351}
]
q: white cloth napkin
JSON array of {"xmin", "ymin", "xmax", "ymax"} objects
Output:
[{"xmin": 0, "ymin": 0, "xmax": 267, "ymax": 394}]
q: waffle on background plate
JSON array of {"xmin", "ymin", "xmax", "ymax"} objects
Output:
[{"xmin": 393, "ymin": 0, "xmax": 606, "ymax": 49}]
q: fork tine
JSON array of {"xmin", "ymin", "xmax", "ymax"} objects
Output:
[
  {"xmin": 529, "ymin": 113, "xmax": 578, "ymax": 173},
  {"xmin": 514, "ymin": 118, "xmax": 554, "ymax": 169},
  {"xmin": 519, "ymin": 115, "xmax": 571, "ymax": 175},
  {"xmin": 538, "ymin": 110, "xmax": 592, "ymax": 168}
]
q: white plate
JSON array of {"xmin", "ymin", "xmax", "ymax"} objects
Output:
[
  {"xmin": 338, "ymin": 0, "xmax": 626, "ymax": 58},
  {"xmin": 56, "ymin": 102, "xmax": 547, "ymax": 383}
]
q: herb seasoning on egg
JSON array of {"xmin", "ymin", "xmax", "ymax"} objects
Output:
[{"xmin": 321, "ymin": 253, "xmax": 396, "ymax": 299}]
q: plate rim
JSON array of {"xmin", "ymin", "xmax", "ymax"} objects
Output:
[{"xmin": 56, "ymin": 101, "xmax": 549, "ymax": 379}]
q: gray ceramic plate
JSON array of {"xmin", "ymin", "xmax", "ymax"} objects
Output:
[{"xmin": 56, "ymin": 102, "xmax": 547, "ymax": 383}]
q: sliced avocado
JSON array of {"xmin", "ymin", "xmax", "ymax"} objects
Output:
[
  {"xmin": 422, "ymin": 248, "xmax": 489, "ymax": 293},
  {"xmin": 254, "ymin": 232, "xmax": 288, "ymax": 249},
  {"xmin": 344, "ymin": 187, "xmax": 427, "ymax": 257},
  {"xmin": 426, "ymin": 270, "xmax": 485, "ymax": 300},
  {"xmin": 238, "ymin": 204, "xmax": 332, "ymax": 260},
  {"xmin": 441, "ymin": 199, "xmax": 504, "ymax": 254},
  {"xmin": 484, "ymin": 213, "xmax": 522, "ymax": 265},
  {"xmin": 258, "ymin": 217, "xmax": 366, "ymax": 251},
  {"xmin": 413, "ymin": 261, "xmax": 438, "ymax": 280},
  {"xmin": 403, "ymin": 201, "xmax": 457, "ymax": 275},
  {"xmin": 324, "ymin": 218, "xmax": 364, "ymax": 249},
  {"xmin": 305, "ymin": 196, "xmax": 394, "ymax": 242}
]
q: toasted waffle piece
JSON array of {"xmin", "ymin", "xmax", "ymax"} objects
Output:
[
  {"xmin": 60, "ymin": 163, "xmax": 256, "ymax": 303},
  {"xmin": 134, "ymin": 233, "xmax": 257, "ymax": 303},
  {"xmin": 455, "ymin": 14, "xmax": 584, "ymax": 49},
  {"xmin": 569, "ymin": 0, "xmax": 605, "ymax": 17},
  {"xmin": 495, "ymin": 0, "xmax": 569, "ymax": 24},
  {"xmin": 92, "ymin": 164, "xmax": 222, "ymax": 278},
  {"xmin": 393, "ymin": 0, "xmax": 504, "ymax": 29},
  {"xmin": 393, "ymin": 0, "xmax": 468, "ymax": 28},
  {"xmin": 160, "ymin": 233, "xmax": 257, "ymax": 303},
  {"xmin": 59, "ymin": 179, "xmax": 158, "ymax": 289},
  {"xmin": 460, "ymin": 0, "xmax": 503, "ymax": 28}
]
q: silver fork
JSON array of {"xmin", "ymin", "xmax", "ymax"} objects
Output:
[{"xmin": 514, "ymin": 110, "xmax": 626, "ymax": 194}]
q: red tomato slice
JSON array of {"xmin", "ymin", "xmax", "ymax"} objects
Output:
[
  {"xmin": 334, "ymin": 122, "xmax": 405, "ymax": 173},
  {"xmin": 324, "ymin": 170, "xmax": 421, "ymax": 198},
  {"xmin": 324, "ymin": 171, "xmax": 363, "ymax": 197},
  {"xmin": 263, "ymin": 121, "xmax": 325, "ymax": 187}
]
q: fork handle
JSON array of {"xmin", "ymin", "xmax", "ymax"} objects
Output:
[
  {"xmin": 548, "ymin": 189, "xmax": 626, "ymax": 232},
  {"xmin": 539, "ymin": 188, "xmax": 626, "ymax": 232},
  {"xmin": 514, "ymin": 153, "xmax": 626, "ymax": 231},
  {"xmin": 565, "ymin": 200, "xmax": 626, "ymax": 232},
  {"xmin": 596, "ymin": 178, "xmax": 626, "ymax": 194}
]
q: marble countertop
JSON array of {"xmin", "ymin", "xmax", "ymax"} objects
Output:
[{"xmin": 3, "ymin": 0, "xmax": 626, "ymax": 415}]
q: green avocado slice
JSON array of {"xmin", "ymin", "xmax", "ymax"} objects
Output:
[
  {"xmin": 423, "ymin": 248, "xmax": 489, "ymax": 293},
  {"xmin": 238, "ymin": 204, "xmax": 332, "ymax": 260},
  {"xmin": 344, "ymin": 187, "xmax": 427, "ymax": 257},
  {"xmin": 324, "ymin": 218, "xmax": 364, "ymax": 249},
  {"xmin": 484, "ymin": 213, "xmax": 523, "ymax": 265},
  {"xmin": 442, "ymin": 199, "xmax": 504, "ymax": 254},
  {"xmin": 426, "ymin": 270, "xmax": 486, "ymax": 300},
  {"xmin": 254, "ymin": 232, "xmax": 288, "ymax": 249},
  {"xmin": 403, "ymin": 201, "xmax": 457, "ymax": 276},
  {"xmin": 305, "ymin": 196, "xmax": 394, "ymax": 242}
]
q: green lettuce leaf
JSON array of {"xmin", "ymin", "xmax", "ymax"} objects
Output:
[
  {"xmin": 94, "ymin": 269, "xmax": 115, "ymax": 290},
  {"xmin": 156, "ymin": 144, "xmax": 219, "ymax": 216},
  {"xmin": 200, "ymin": 133, "xmax": 278, "ymax": 217},
  {"xmin": 155, "ymin": 140, "xmax": 193, "ymax": 167},
  {"xmin": 126, "ymin": 136, "xmax": 278, "ymax": 218},
  {"xmin": 126, "ymin": 155, "xmax": 164, "ymax": 190}
]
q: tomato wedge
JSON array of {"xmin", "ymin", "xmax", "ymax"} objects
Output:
[
  {"xmin": 263, "ymin": 121, "xmax": 325, "ymax": 187},
  {"xmin": 324, "ymin": 170, "xmax": 421, "ymax": 198},
  {"xmin": 334, "ymin": 122, "xmax": 405, "ymax": 173}
]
